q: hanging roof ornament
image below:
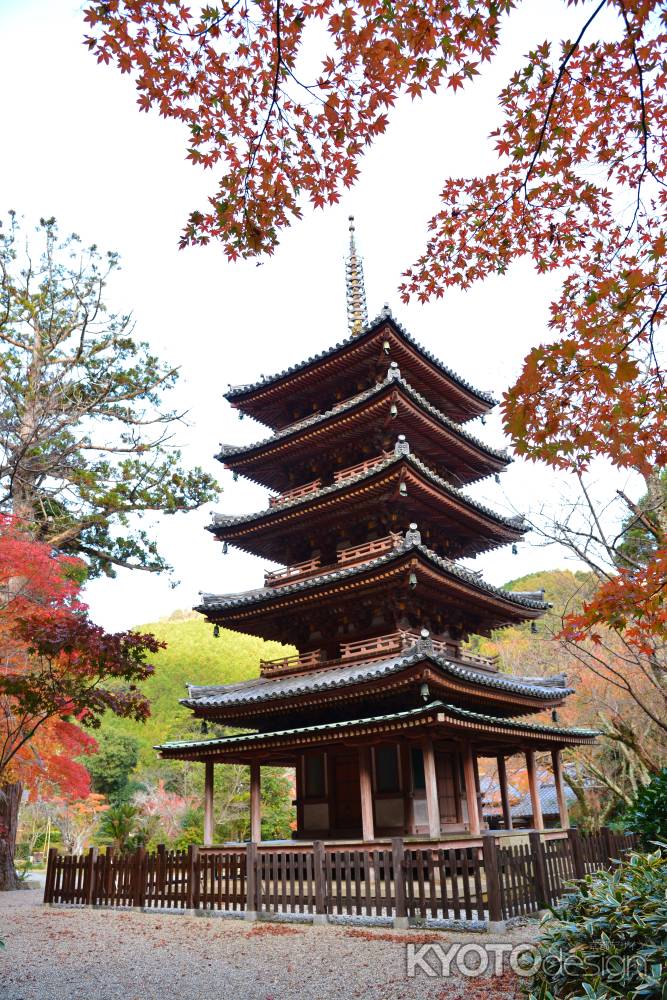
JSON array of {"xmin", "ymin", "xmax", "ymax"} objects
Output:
[{"xmin": 345, "ymin": 215, "xmax": 368, "ymax": 337}]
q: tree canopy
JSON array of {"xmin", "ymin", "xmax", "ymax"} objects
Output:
[{"xmin": 0, "ymin": 213, "xmax": 218, "ymax": 576}]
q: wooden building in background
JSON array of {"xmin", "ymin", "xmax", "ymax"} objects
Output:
[{"xmin": 157, "ymin": 221, "xmax": 594, "ymax": 843}]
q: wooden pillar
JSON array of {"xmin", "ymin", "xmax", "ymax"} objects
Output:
[
  {"xmin": 525, "ymin": 749, "xmax": 544, "ymax": 831},
  {"xmin": 359, "ymin": 746, "xmax": 375, "ymax": 841},
  {"xmin": 551, "ymin": 748, "xmax": 570, "ymax": 829},
  {"xmin": 473, "ymin": 754, "xmax": 484, "ymax": 828},
  {"xmin": 497, "ymin": 754, "xmax": 513, "ymax": 831},
  {"xmin": 462, "ymin": 743, "xmax": 480, "ymax": 835},
  {"xmin": 250, "ymin": 762, "xmax": 262, "ymax": 842},
  {"xmin": 422, "ymin": 738, "xmax": 441, "ymax": 839},
  {"xmin": 203, "ymin": 760, "xmax": 214, "ymax": 847},
  {"xmin": 399, "ymin": 742, "xmax": 413, "ymax": 833}
]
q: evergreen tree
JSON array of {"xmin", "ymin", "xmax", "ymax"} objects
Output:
[{"xmin": 0, "ymin": 213, "xmax": 217, "ymax": 575}]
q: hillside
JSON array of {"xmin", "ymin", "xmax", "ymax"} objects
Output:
[
  {"xmin": 100, "ymin": 612, "xmax": 293, "ymax": 766},
  {"xmin": 501, "ymin": 567, "xmax": 596, "ymax": 627},
  {"xmin": 468, "ymin": 567, "xmax": 596, "ymax": 675}
]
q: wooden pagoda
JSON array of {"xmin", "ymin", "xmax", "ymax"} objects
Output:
[{"xmin": 157, "ymin": 223, "xmax": 594, "ymax": 845}]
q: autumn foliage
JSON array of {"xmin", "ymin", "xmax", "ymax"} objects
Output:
[
  {"xmin": 0, "ymin": 515, "xmax": 162, "ymax": 792},
  {"xmin": 83, "ymin": 1, "xmax": 667, "ymax": 663}
]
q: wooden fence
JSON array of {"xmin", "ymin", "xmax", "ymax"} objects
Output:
[{"xmin": 44, "ymin": 827, "xmax": 639, "ymax": 925}]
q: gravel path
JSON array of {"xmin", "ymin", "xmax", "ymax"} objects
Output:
[{"xmin": 0, "ymin": 889, "xmax": 538, "ymax": 1000}]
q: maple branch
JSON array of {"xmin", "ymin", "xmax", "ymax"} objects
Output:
[
  {"xmin": 576, "ymin": 470, "xmax": 617, "ymax": 567},
  {"xmin": 164, "ymin": 0, "xmax": 243, "ymax": 40},
  {"xmin": 561, "ymin": 637, "xmax": 667, "ymax": 733},
  {"xmin": 244, "ymin": 0, "xmax": 283, "ymax": 212},
  {"xmin": 512, "ymin": 0, "xmax": 608, "ymax": 204},
  {"xmin": 616, "ymin": 488, "xmax": 662, "ymax": 542}
]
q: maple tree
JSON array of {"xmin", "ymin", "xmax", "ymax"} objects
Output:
[
  {"xmin": 132, "ymin": 779, "xmax": 195, "ymax": 842},
  {"xmin": 48, "ymin": 793, "xmax": 110, "ymax": 855},
  {"xmin": 83, "ymin": 1, "xmax": 666, "ymax": 652},
  {"xmin": 482, "ymin": 566, "xmax": 666, "ymax": 822},
  {"xmin": 0, "ymin": 515, "xmax": 163, "ymax": 889}
]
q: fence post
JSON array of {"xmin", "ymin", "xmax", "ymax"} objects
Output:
[
  {"xmin": 156, "ymin": 843, "xmax": 166, "ymax": 894},
  {"xmin": 84, "ymin": 847, "xmax": 98, "ymax": 906},
  {"xmin": 44, "ymin": 847, "xmax": 58, "ymax": 904},
  {"xmin": 105, "ymin": 847, "xmax": 115, "ymax": 902},
  {"xmin": 481, "ymin": 833, "xmax": 504, "ymax": 929},
  {"xmin": 186, "ymin": 844, "xmax": 199, "ymax": 910},
  {"xmin": 245, "ymin": 842, "xmax": 258, "ymax": 921},
  {"xmin": 601, "ymin": 826, "xmax": 616, "ymax": 867},
  {"xmin": 528, "ymin": 831, "xmax": 549, "ymax": 909},
  {"xmin": 313, "ymin": 840, "xmax": 327, "ymax": 924},
  {"xmin": 391, "ymin": 837, "xmax": 408, "ymax": 928},
  {"xmin": 567, "ymin": 828, "xmax": 585, "ymax": 878},
  {"xmin": 133, "ymin": 847, "xmax": 146, "ymax": 908}
]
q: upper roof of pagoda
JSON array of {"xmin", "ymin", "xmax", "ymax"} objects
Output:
[
  {"xmin": 224, "ymin": 310, "xmax": 496, "ymax": 429},
  {"xmin": 218, "ymin": 368, "xmax": 509, "ymax": 491},
  {"xmin": 209, "ymin": 440, "xmax": 526, "ymax": 563}
]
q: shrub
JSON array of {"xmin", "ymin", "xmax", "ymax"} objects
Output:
[
  {"xmin": 621, "ymin": 768, "xmax": 667, "ymax": 848},
  {"xmin": 527, "ymin": 849, "xmax": 667, "ymax": 1000}
]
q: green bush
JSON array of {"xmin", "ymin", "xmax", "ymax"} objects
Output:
[
  {"xmin": 527, "ymin": 849, "xmax": 667, "ymax": 1000},
  {"xmin": 621, "ymin": 768, "xmax": 667, "ymax": 848}
]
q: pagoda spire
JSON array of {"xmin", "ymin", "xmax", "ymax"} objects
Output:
[{"xmin": 345, "ymin": 215, "xmax": 368, "ymax": 337}]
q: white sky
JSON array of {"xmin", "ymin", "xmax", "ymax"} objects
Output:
[{"xmin": 0, "ymin": 0, "xmax": 639, "ymax": 630}]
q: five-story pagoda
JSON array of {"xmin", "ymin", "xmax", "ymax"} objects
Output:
[{"xmin": 157, "ymin": 221, "xmax": 594, "ymax": 844}]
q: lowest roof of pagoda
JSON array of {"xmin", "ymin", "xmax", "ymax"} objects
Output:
[
  {"xmin": 156, "ymin": 700, "xmax": 597, "ymax": 764},
  {"xmin": 224, "ymin": 310, "xmax": 496, "ymax": 428}
]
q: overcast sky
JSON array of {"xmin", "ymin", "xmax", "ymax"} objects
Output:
[{"xmin": 0, "ymin": 0, "xmax": 638, "ymax": 630}]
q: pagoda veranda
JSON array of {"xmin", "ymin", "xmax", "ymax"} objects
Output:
[{"xmin": 158, "ymin": 224, "xmax": 593, "ymax": 845}]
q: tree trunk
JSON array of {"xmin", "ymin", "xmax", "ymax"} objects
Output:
[{"xmin": 0, "ymin": 781, "xmax": 23, "ymax": 891}]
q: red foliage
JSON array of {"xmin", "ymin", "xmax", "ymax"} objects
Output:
[
  {"xmin": 563, "ymin": 546, "xmax": 667, "ymax": 655},
  {"xmin": 83, "ymin": 1, "xmax": 513, "ymax": 256},
  {"xmin": 83, "ymin": 4, "xmax": 666, "ymax": 647},
  {"xmin": 0, "ymin": 515, "xmax": 163, "ymax": 796}
]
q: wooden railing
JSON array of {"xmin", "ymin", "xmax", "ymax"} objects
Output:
[
  {"xmin": 339, "ymin": 630, "xmax": 457, "ymax": 663},
  {"xmin": 459, "ymin": 649, "xmax": 500, "ymax": 672},
  {"xmin": 333, "ymin": 451, "xmax": 393, "ymax": 484},
  {"xmin": 265, "ymin": 557, "xmax": 321, "ymax": 587},
  {"xmin": 340, "ymin": 632, "xmax": 407, "ymax": 662},
  {"xmin": 262, "ymin": 533, "xmax": 403, "ymax": 592},
  {"xmin": 337, "ymin": 533, "xmax": 402, "ymax": 566},
  {"xmin": 44, "ymin": 828, "xmax": 639, "ymax": 924},
  {"xmin": 259, "ymin": 649, "xmax": 323, "ymax": 677},
  {"xmin": 269, "ymin": 478, "xmax": 322, "ymax": 507},
  {"xmin": 259, "ymin": 633, "xmax": 499, "ymax": 674}
]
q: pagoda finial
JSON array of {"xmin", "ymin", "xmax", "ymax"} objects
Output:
[{"xmin": 345, "ymin": 215, "xmax": 368, "ymax": 337}]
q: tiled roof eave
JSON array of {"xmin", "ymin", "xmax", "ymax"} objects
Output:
[
  {"xmin": 209, "ymin": 451, "xmax": 527, "ymax": 536},
  {"xmin": 217, "ymin": 373, "xmax": 509, "ymax": 466},
  {"xmin": 155, "ymin": 699, "xmax": 598, "ymax": 754},
  {"xmin": 198, "ymin": 539, "xmax": 548, "ymax": 614},
  {"xmin": 179, "ymin": 649, "xmax": 573, "ymax": 711},
  {"xmin": 224, "ymin": 312, "xmax": 496, "ymax": 408}
]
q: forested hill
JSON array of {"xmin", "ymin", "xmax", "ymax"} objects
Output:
[
  {"xmin": 102, "ymin": 569, "xmax": 594, "ymax": 764},
  {"xmin": 500, "ymin": 568, "xmax": 596, "ymax": 631},
  {"xmin": 101, "ymin": 612, "xmax": 292, "ymax": 765}
]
